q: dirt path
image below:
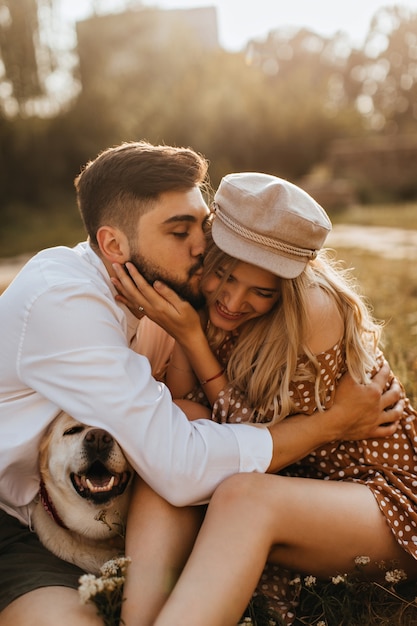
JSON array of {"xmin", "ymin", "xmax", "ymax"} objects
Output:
[
  {"xmin": 327, "ymin": 224, "xmax": 417, "ymax": 260},
  {"xmin": 1, "ymin": 225, "xmax": 417, "ymax": 291}
]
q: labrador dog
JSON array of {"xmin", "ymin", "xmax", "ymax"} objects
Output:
[{"xmin": 32, "ymin": 412, "xmax": 133, "ymax": 574}]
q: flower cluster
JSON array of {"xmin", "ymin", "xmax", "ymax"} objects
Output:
[{"xmin": 78, "ymin": 556, "xmax": 131, "ymax": 626}]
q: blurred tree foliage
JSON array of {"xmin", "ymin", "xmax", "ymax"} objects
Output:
[
  {"xmin": 0, "ymin": 1, "xmax": 416, "ymax": 227},
  {"xmin": 0, "ymin": 0, "xmax": 42, "ymax": 105}
]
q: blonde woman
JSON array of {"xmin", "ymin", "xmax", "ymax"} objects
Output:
[{"xmin": 114, "ymin": 173, "xmax": 416, "ymax": 626}]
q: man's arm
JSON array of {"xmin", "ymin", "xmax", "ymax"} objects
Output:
[{"xmin": 266, "ymin": 362, "xmax": 402, "ymax": 473}]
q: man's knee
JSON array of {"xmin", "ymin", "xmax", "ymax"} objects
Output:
[{"xmin": 0, "ymin": 587, "xmax": 104, "ymax": 626}]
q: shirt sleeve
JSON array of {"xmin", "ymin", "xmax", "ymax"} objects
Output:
[
  {"xmin": 18, "ymin": 280, "xmax": 273, "ymax": 506},
  {"xmin": 133, "ymin": 317, "xmax": 175, "ymax": 381}
]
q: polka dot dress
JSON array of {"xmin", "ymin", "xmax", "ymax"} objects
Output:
[{"xmin": 185, "ymin": 336, "xmax": 417, "ymax": 624}]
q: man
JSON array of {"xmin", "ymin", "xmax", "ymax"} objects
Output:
[{"xmin": 0, "ymin": 141, "xmax": 401, "ymax": 625}]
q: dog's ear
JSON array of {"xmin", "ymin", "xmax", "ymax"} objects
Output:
[
  {"xmin": 38, "ymin": 411, "xmax": 67, "ymax": 470},
  {"xmin": 38, "ymin": 423, "xmax": 53, "ymax": 472}
]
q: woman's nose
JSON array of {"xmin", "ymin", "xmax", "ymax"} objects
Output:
[{"xmin": 223, "ymin": 287, "xmax": 246, "ymax": 311}]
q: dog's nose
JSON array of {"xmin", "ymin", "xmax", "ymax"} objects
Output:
[{"xmin": 84, "ymin": 429, "xmax": 113, "ymax": 453}]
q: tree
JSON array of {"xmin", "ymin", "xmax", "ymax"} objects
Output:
[
  {"xmin": 0, "ymin": 0, "xmax": 79, "ymax": 116},
  {"xmin": 343, "ymin": 5, "xmax": 417, "ymax": 133}
]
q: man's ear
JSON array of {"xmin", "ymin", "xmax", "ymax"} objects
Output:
[{"xmin": 96, "ymin": 226, "xmax": 130, "ymax": 264}]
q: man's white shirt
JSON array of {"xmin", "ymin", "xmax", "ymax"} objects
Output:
[{"xmin": 0, "ymin": 242, "xmax": 272, "ymax": 525}]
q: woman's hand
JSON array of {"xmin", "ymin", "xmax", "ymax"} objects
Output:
[{"xmin": 112, "ymin": 262, "xmax": 203, "ymax": 343}]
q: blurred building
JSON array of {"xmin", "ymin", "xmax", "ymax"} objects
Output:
[
  {"xmin": 76, "ymin": 6, "xmax": 219, "ymax": 90},
  {"xmin": 299, "ymin": 134, "xmax": 417, "ymax": 207},
  {"xmin": 328, "ymin": 135, "xmax": 417, "ymax": 201}
]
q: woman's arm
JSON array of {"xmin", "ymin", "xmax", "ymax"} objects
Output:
[{"xmin": 166, "ymin": 342, "xmax": 197, "ymax": 398}]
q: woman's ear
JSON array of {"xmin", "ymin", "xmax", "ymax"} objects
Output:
[{"xmin": 96, "ymin": 226, "xmax": 130, "ymax": 264}]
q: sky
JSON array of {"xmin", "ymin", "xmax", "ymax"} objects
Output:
[{"xmin": 59, "ymin": 0, "xmax": 417, "ymax": 51}]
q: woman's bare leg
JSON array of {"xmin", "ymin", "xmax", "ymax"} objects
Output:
[
  {"xmin": 121, "ymin": 477, "xmax": 205, "ymax": 626},
  {"xmin": 154, "ymin": 473, "xmax": 417, "ymax": 626}
]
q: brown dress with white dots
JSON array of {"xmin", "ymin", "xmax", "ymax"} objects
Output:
[{"xmin": 185, "ymin": 335, "xmax": 417, "ymax": 624}]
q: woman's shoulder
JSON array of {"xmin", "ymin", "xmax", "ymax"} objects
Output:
[{"xmin": 305, "ymin": 285, "xmax": 344, "ymax": 354}]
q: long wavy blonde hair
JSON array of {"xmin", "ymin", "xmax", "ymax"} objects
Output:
[{"xmin": 201, "ymin": 233, "xmax": 382, "ymax": 424}]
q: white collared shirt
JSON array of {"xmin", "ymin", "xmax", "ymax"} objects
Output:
[{"xmin": 0, "ymin": 242, "xmax": 272, "ymax": 524}]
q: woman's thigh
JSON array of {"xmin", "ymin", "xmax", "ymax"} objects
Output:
[{"xmin": 243, "ymin": 474, "xmax": 417, "ymax": 578}]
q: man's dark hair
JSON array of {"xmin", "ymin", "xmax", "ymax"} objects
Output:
[{"xmin": 74, "ymin": 141, "xmax": 209, "ymax": 246}]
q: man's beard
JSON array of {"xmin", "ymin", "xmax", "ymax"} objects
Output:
[{"xmin": 129, "ymin": 251, "xmax": 206, "ymax": 310}]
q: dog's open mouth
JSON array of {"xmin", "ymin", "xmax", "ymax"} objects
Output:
[{"xmin": 71, "ymin": 461, "xmax": 131, "ymax": 504}]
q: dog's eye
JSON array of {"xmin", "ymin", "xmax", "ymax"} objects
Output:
[{"xmin": 63, "ymin": 426, "xmax": 84, "ymax": 436}]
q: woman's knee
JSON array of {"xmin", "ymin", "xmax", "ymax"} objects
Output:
[{"xmin": 210, "ymin": 472, "xmax": 280, "ymax": 511}]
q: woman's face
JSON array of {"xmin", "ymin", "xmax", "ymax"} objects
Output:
[{"xmin": 202, "ymin": 260, "xmax": 281, "ymax": 332}]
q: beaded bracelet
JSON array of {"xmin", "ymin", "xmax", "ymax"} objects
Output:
[{"xmin": 200, "ymin": 369, "xmax": 225, "ymax": 386}]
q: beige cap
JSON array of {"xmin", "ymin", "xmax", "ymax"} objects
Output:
[{"xmin": 212, "ymin": 172, "xmax": 332, "ymax": 279}]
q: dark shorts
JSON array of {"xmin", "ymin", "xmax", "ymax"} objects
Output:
[{"xmin": 0, "ymin": 509, "xmax": 85, "ymax": 612}]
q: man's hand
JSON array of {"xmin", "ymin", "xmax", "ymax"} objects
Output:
[
  {"xmin": 266, "ymin": 360, "xmax": 403, "ymax": 473},
  {"xmin": 331, "ymin": 361, "xmax": 403, "ymax": 441}
]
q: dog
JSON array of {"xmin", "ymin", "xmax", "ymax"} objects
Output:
[{"xmin": 32, "ymin": 412, "xmax": 133, "ymax": 574}]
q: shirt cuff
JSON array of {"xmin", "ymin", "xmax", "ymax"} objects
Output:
[{"xmin": 227, "ymin": 423, "xmax": 273, "ymax": 473}]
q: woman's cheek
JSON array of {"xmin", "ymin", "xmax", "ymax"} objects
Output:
[{"xmin": 201, "ymin": 275, "xmax": 219, "ymax": 298}]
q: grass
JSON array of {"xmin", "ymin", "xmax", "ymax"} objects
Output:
[
  {"xmin": 329, "ymin": 201, "xmax": 417, "ymax": 231},
  {"xmin": 241, "ymin": 562, "xmax": 417, "ymax": 626},
  {"xmin": 1, "ymin": 199, "xmax": 85, "ymax": 259},
  {"xmin": 328, "ymin": 245, "xmax": 417, "ymax": 405}
]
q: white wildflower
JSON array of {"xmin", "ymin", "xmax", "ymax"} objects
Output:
[
  {"xmin": 78, "ymin": 574, "xmax": 102, "ymax": 604},
  {"xmin": 289, "ymin": 576, "xmax": 301, "ymax": 586},
  {"xmin": 354, "ymin": 555, "xmax": 370, "ymax": 566},
  {"xmin": 385, "ymin": 569, "xmax": 407, "ymax": 584},
  {"xmin": 304, "ymin": 575, "xmax": 316, "ymax": 587},
  {"xmin": 331, "ymin": 574, "xmax": 347, "ymax": 585},
  {"xmin": 78, "ymin": 557, "xmax": 131, "ymax": 625},
  {"xmin": 100, "ymin": 556, "xmax": 131, "ymax": 577},
  {"xmin": 100, "ymin": 576, "xmax": 123, "ymax": 593}
]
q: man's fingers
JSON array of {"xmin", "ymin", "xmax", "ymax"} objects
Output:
[
  {"xmin": 370, "ymin": 359, "xmax": 390, "ymax": 390},
  {"xmin": 380, "ymin": 381, "xmax": 402, "ymax": 412},
  {"xmin": 373, "ymin": 396, "xmax": 404, "ymax": 438},
  {"xmin": 372, "ymin": 420, "xmax": 400, "ymax": 438}
]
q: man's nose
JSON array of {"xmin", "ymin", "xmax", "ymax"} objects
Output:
[{"xmin": 191, "ymin": 230, "xmax": 206, "ymax": 257}]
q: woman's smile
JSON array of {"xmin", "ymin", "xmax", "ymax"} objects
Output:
[
  {"xmin": 203, "ymin": 260, "xmax": 282, "ymax": 331},
  {"xmin": 214, "ymin": 300, "xmax": 249, "ymax": 321}
]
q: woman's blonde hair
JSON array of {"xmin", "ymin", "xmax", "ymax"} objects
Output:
[{"xmin": 201, "ymin": 233, "xmax": 381, "ymax": 424}]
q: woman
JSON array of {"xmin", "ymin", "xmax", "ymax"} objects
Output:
[{"xmin": 114, "ymin": 173, "xmax": 417, "ymax": 626}]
